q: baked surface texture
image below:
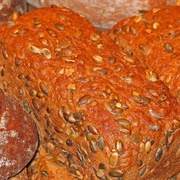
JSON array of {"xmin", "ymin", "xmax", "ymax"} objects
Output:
[
  {"xmin": 0, "ymin": 89, "xmax": 38, "ymax": 180},
  {"xmin": 108, "ymin": 5, "xmax": 180, "ymax": 103},
  {"xmin": 27, "ymin": 0, "xmax": 177, "ymax": 29},
  {"xmin": 0, "ymin": 6, "xmax": 180, "ymax": 179}
]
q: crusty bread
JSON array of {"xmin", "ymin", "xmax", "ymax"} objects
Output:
[
  {"xmin": 26, "ymin": 0, "xmax": 177, "ymax": 29},
  {"xmin": 1, "ymin": 5, "xmax": 180, "ymax": 180},
  {"xmin": 0, "ymin": 0, "xmax": 27, "ymax": 25},
  {"xmin": 108, "ymin": 5, "xmax": 180, "ymax": 104},
  {"xmin": 0, "ymin": 89, "xmax": 38, "ymax": 180}
]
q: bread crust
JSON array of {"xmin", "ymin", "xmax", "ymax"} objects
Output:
[
  {"xmin": 108, "ymin": 5, "xmax": 180, "ymax": 103},
  {"xmin": 0, "ymin": 89, "xmax": 38, "ymax": 179},
  {"xmin": 0, "ymin": 6, "xmax": 180, "ymax": 179},
  {"xmin": 27, "ymin": 0, "xmax": 177, "ymax": 29}
]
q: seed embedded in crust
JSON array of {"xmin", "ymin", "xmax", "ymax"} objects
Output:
[
  {"xmin": 93, "ymin": 55, "xmax": 103, "ymax": 63},
  {"xmin": 149, "ymin": 109, "xmax": 163, "ymax": 119},
  {"xmin": 155, "ymin": 147, "xmax": 163, "ymax": 162},
  {"xmin": 41, "ymin": 48, "xmax": 52, "ymax": 59},
  {"xmin": 15, "ymin": 57, "xmax": 22, "ymax": 66},
  {"xmin": 130, "ymin": 133, "xmax": 143, "ymax": 143},
  {"xmin": 32, "ymin": 98, "xmax": 41, "ymax": 111},
  {"xmin": 87, "ymin": 124, "xmax": 98, "ymax": 135},
  {"xmin": 136, "ymin": 158, "xmax": 143, "ymax": 166},
  {"xmin": 96, "ymin": 169, "xmax": 105, "ymax": 178},
  {"xmin": 145, "ymin": 141, "xmax": 151, "ymax": 154},
  {"xmin": 89, "ymin": 140, "xmax": 98, "ymax": 153},
  {"xmin": 123, "ymin": 55, "xmax": 135, "ymax": 63},
  {"xmin": 164, "ymin": 43, "xmax": 174, "ymax": 53},
  {"xmin": 78, "ymin": 95, "xmax": 91, "ymax": 105},
  {"xmin": 153, "ymin": 22, "xmax": 160, "ymax": 29},
  {"xmin": 116, "ymin": 118, "xmax": 131, "ymax": 127},
  {"xmin": 115, "ymin": 140, "xmax": 123, "ymax": 154},
  {"xmin": 139, "ymin": 166, "xmax": 147, "ymax": 176},
  {"xmin": 47, "ymin": 28, "xmax": 57, "ymax": 37},
  {"xmin": 55, "ymin": 23, "xmax": 65, "ymax": 31},
  {"xmin": 134, "ymin": 15, "xmax": 142, "ymax": 23},
  {"xmin": 109, "ymin": 169, "xmax": 123, "ymax": 178},
  {"xmin": 2, "ymin": 49, "xmax": 9, "ymax": 59},
  {"xmin": 97, "ymin": 136, "xmax": 104, "ymax": 150},
  {"xmin": 145, "ymin": 70, "xmax": 158, "ymax": 82},
  {"xmin": 39, "ymin": 82, "xmax": 49, "ymax": 95},
  {"xmin": 108, "ymin": 56, "xmax": 116, "ymax": 64},
  {"xmin": 109, "ymin": 152, "xmax": 119, "ymax": 168},
  {"xmin": 29, "ymin": 45, "xmax": 41, "ymax": 54},
  {"xmin": 29, "ymin": 89, "xmax": 37, "ymax": 97}
]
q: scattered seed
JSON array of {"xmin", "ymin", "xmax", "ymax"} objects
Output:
[
  {"xmin": 134, "ymin": 15, "xmax": 142, "ymax": 23},
  {"xmin": 93, "ymin": 67, "xmax": 107, "ymax": 75},
  {"xmin": 78, "ymin": 95, "xmax": 90, "ymax": 105},
  {"xmin": 170, "ymin": 174, "xmax": 177, "ymax": 180},
  {"xmin": 130, "ymin": 133, "xmax": 143, "ymax": 143},
  {"xmin": 165, "ymin": 73, "xmax": 171, "ymax": 83},
  {"xmin": 29, "ymin": 89, "xmax": 37, "ymax": 97},
  {"xmin": 2, "ymin": 50, "xmax": 9, "ymax": 59},
  {"xmin": 47, "ymin": 28, "xmax": 57, "ymax": 37},
  {"xmin": 90, "ymin": 140, "xmax": 98, "ymax": 153},
  {"xmin": 96, "ymin": 169, "xmax": 105, "ymax": 178},
  {"xmin": 152, "ymin": 8, "xmax": 160, "ymax": 13},
  {"xmin": 173, "ymin": 119, "xmax": 180, "ymax": 129},
  {"xmin": 60, "ymin": 41, "xmax": 71, "ymax": 49},
  {"xmin": 123, "ymin": 55, "xmax": 135, "ymax": 63},
  {"xmin": 73, "ymin": 30, "xmax": 83, "ymax": 38},
  {"xmin": 164, "ymin": 43, "xmax": 174, "ymax": 53},
  {"xmin": 109, "ymin": 170, "xmax": 123, "ymax": 178},
  {"xmin": 110, "ymin": 152, "xmax": 119, "ymax": 168},
  {"xmin": 121, "ymin": 76, "xmax": 133, "ymax": 83},
  {"xmin": 42, "ymin": 171, "xmax": 49, "ymax": 177},
  {"xmin": 90, "ymin": 33, "xmax": 100, "ymax": 41},
  {"xmin": 140, "ymin": 143, "xmax": 145, "ymax": 153},
  {"xmin": 153, "ymin": 22, "xmax": 160, "ymax": 29},
  {"xmin": 145, "ymin": 141, "xmax": 151, "ymax": 154},
  {"xmin": 145, "ymin": 70, "xmax": 158, "ymax": 82},
  {"xmin": 155, "ymin": 147, "xmax": 163, "ymax": 162},
  {"xmin": 149, "ymin": 124, "xmax": 160, "ymax": 131},
  {"xmin": 120, "ymin": 128, "xmax": 131, "ymax": 135},
  {"xmin": 139, "ymin": 166, "xmax": 146, "ymax": 176},
  {"xmin": 93, "ymin": 55, "xmax": 103, "ymax": 63},
  {"xmin": 55, "ymin": 23, "xmax": 64, "ymax": 31},
  {"xmin": 136, "ymin": 158, "xmax": 143, "ymax": 166},
  {"xmin": 39, "ymin": 81, "xmax": 49, "ymax": 95},
  {"xmin": 149, "ymin": 109, "xmax": 163, "ymax": 119},
  {"xmin": 139, "ymin": 44, "xmax": 152, "ymax": 56},
  {"xmin": 87, "ymin": 124, "xmax": 98, "ymax": 135},
  {"xmin": 32, "ymin": 98, "xmax": 41, "ymax": 111},
  {"xmin": 116, "ymin": 118, "xmax": 131, "ymax": 127},
  {"xmin": 108, "ymin": 56, "xmax": 116, "ymax": 64},
  {"xmin": 0, "ymin": 67, "xmax": 5, "ymax": 76},
  {"xmin": 97, "ymin": 136, "xmax": 104, "ymax": 150},
  {"xmin": 115, "ymin": 140, "xmax": 123, "ymax": 154},
  {"xmin": 29, "ymin": 45, "xmax": 41, "ymax": 54},
  {"xmin": 41, "ymin": 48, "xmax": 52, "ymax": 59},
  {"xmin": 15, "ymin": 57, "xmax": 22, "ymax": 66},
  {"xmin": 111, "ymin": 107, "xmax": 123, "ymax": 115}
]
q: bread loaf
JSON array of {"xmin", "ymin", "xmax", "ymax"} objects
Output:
[
  {"xmin": 0, "ymin": 6, "xmax": 180, "ymax": 179},
  {"xmin": 26, "ymin": 0, "xmax": 177, "ymax": 29},
  {"xmin": 108, "ymin": 5, "xmax": 180, "ymax": 103},
  {"xmin": 0, "ymin": 89, "xmax": 38, "ymax": 180},
  {"xmin": 0, "ymin": 0, "xmax": 27, "ymax": 25}
]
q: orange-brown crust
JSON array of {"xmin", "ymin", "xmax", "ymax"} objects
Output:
[
  {"xmin": 0, "ymin": 6, "xmax": 180, "ymax": 179},
  {"xmin": 108, "ymin": 5, "xmax": 180, "ymax": 103}
]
